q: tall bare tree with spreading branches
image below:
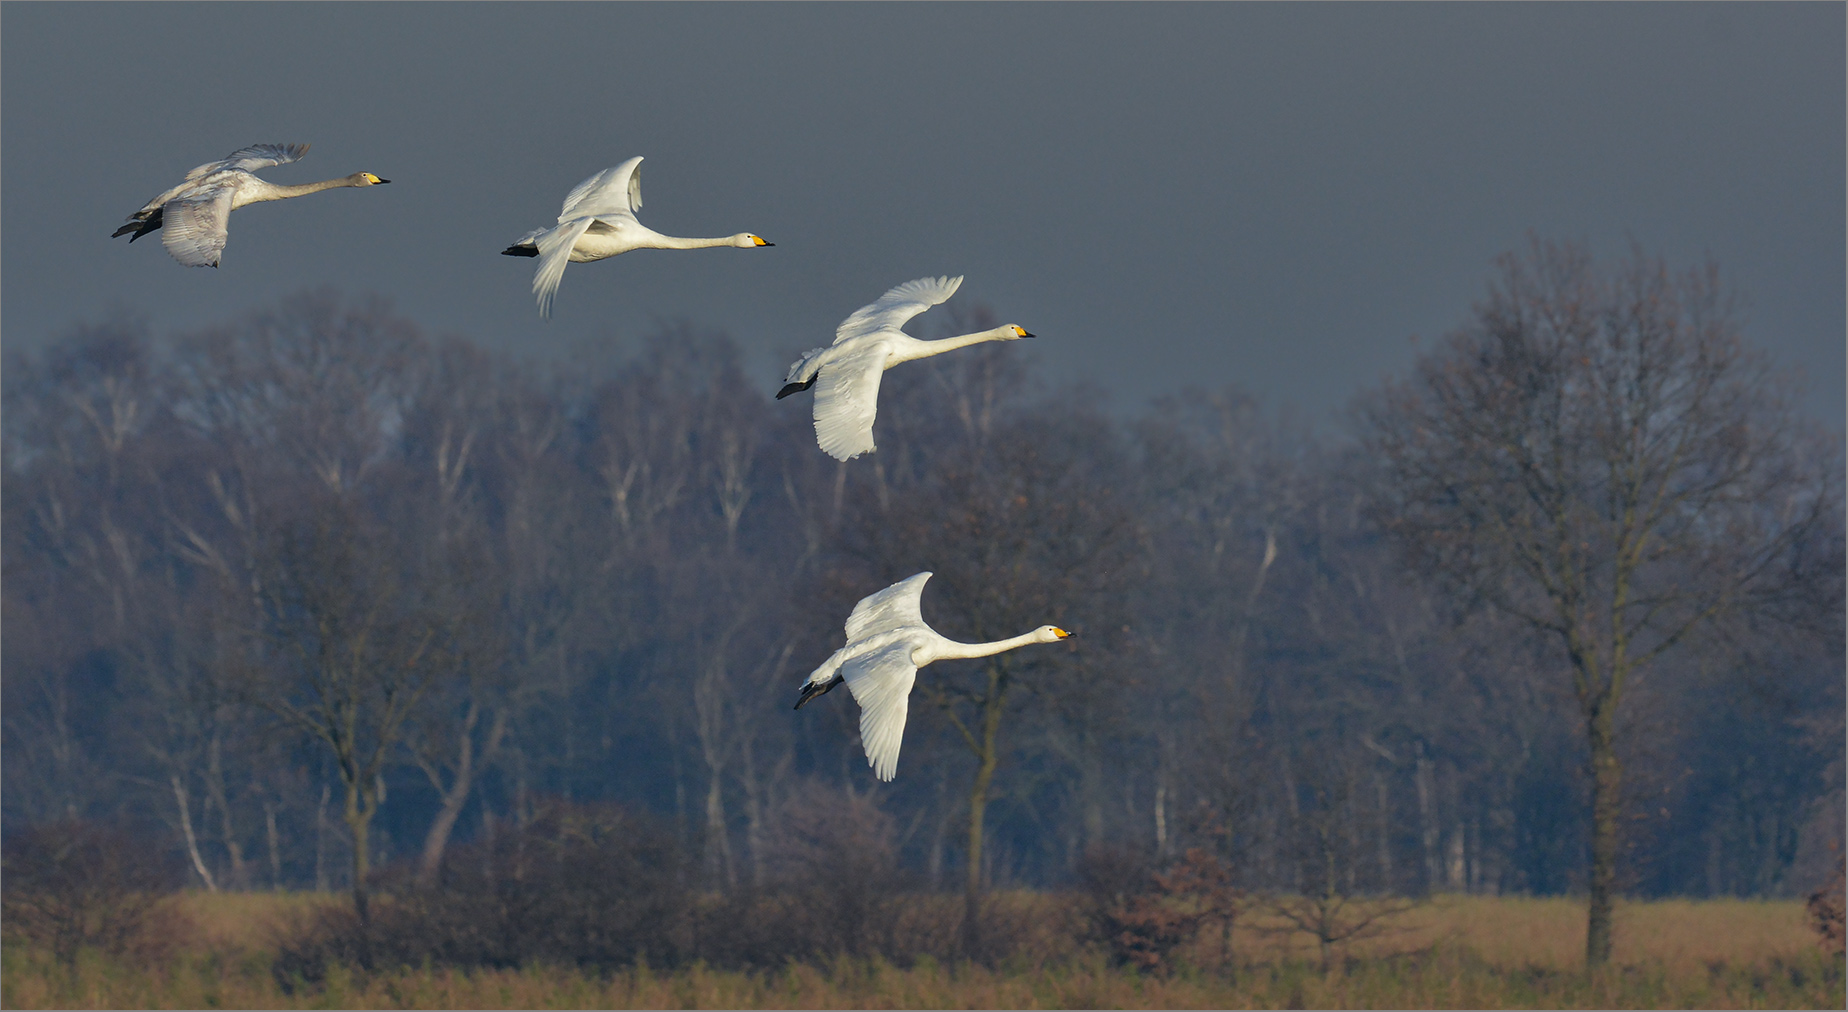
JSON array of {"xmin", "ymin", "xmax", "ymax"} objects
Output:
[{"xmin": 1359, "ymin": 238, "xmax": 1840, "ymax": 965}]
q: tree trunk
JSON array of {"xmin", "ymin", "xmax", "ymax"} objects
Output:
[
  {"xmin": 314, "ymin": 784, "xmax": 330, "ymax": 892},
  {"xmin": 928, "ymin": 774, "xmax": 951, "ymax": 891},
  {"xmin": 962, "ymin": 664, "xmax": 1007, "ymax": 957},
  {"xmin": 266, "ymin": 802, "xmax": 283, "ymax": 889},
  {"xmin": 344, "ymin": 779, "xmax": 376, "ymax": 928},
  {"xmin": 962, "ymin": 757, "xmax": 995, "ymax": 957},
  {"xmin": 1585, "ymin": 696, "xmax": 1621, "ymax": 966},
  {"xmin": 417, "ymin": 706, "xmax": 505, "ymax": 885},
  {"xmin": 1414, "ymin": 744, "xmax": 1438, "ymax": 891},
  {"xmin": 417, "ymin": 768, "xmax": 472, "ymax": 886},
  {"xmin": 171, "ymin": 775, "xmax": 218, "ymax": 892},
  {"xmin": 206, "ymin": 731, "xmax": 249, "ymax": 890},
  {"xmin": 704, "ymin": 766, "xmax": 736, "ymax": 889}
]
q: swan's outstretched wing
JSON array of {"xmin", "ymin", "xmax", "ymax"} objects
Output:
[
  {"xmin": 834, "ymin": 275, "xmax": 963, "ymax": 345},
  {"xmin": 842, "ymin": 641, "xmax": 919, "ymax": 781},
  {"xmin": 811, "ymin": 341, "xmax": 888, "ymax": 460},
  {"xmin": 160, "ymin": 186, "xmax": 236, "ymax": 267},
  {"xmin": 531, "ymin": 218, "xmax": 596, "ymax": 318},
  {"xmin": 844, "ymin": 573, "xmax": 932, "ymax": 643},
  {"xmin": 185, "ymin": 143, "xmax": 309, "ymax": 181},
  {"xmin": 559, "ymin": 157, "xmax": 643, "ymax": 222}
]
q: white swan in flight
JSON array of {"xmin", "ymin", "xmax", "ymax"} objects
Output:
[
  {"xmin": 112, "ymin": 144, "xmax": 389, "ymax": 268},
  {"xmin": 794, "ymin": 572, "xmax": 1070, "ymax": 781},
  {"xmin": 500, "ymin": 156, "xmax": 773, "ymax": 318},
  {"xmin": 777, "ymin": 276, "xmax": 1034, "ymax": 461}
]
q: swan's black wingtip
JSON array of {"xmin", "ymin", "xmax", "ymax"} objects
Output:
[
  {"xmin": 116, "ymin": 213, "xmax": 162, "ymax": 242},
  {"xmin": 794, "ymin": 677, "xmax": 837, "ymax": 710},
  {"xmin": 776, "ymin": 377, "xmax": 816, "ymax": 400},
  {"xmin": 501, "ymin": 244, "xmax": 539, "ymax": 258}
]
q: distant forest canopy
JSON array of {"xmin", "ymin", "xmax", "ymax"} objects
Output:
[{"xmin": 4, "ymin": 249, "xmax": 1842, "ymax": 905}]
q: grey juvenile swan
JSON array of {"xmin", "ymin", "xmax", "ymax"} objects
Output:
[{"xmin": 112, "ymin": 143, "xmax": 389, "ymax": 268}]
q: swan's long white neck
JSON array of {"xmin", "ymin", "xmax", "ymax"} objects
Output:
[
  {"xmin": 892, "ymin": 326, "xmax": 1020, "ymax": 363},
  {"xmin": 931, "ymin": 629, "xmax": 1049, "ymax": 661},
  {"xmin": 651, "ymin": 234, "xmax": 745, "ymax": 250}
]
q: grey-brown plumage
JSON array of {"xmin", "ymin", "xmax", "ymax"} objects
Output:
[{"xmin": 113, "ymin": 143, "xmax": 389, "ymax": 267}]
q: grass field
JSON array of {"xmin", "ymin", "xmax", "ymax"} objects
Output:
[{"xmin": 3, "ymin": 892, "xmax": 1840, "ymax": 1009}]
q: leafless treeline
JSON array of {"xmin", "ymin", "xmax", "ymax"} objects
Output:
[{"xmin": 4, "ymin": 248, "xmax": 1840, "ymax": 918}]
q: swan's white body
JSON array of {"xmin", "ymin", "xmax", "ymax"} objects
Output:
[
  {"xmin": 502, "ymin": 156, "xmax": 771, "ymax": 318},
  {"xmin": 112, "ymin": 144, "xmax": 389, "ymax": 268},
  {"xmin": 778, "ymin": 276, "xmax": 1034, "ymax": 461},
  {"xmin": 794, "ymin": 572, "xmax": 1069, "ymax": 781}
]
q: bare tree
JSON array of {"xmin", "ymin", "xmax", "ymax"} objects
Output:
[
  {"xmin": 395, "ymin": 341, "xmax": 526, "ymax": 885},
  {"xmin": 2, "ymin": 323, "xmax": 160, "ymax": 823},
  {"xmin": 243, "ymin": 492, "xmax": 453, "ymax": 923},
  {"xmin": 1358, "ymin": 238, "xmax": 1840, "ymax": 964},
  {"xmin": 1262, "ymin": 743, "xmax": 1419, "ymax": 972},
  {"xmin": 167, "ymin": 294, "xmax": 458, "ymax": 922}
]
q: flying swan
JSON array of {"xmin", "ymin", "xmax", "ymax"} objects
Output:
[
  {"xmin": 501, "ymin": 156, "xmax": 773, "ymax": 318},
  {"xmin": 778, "ymin": 276, "xmax": 1034, "ymax": 461},
  {"xmin": 112, "ymin": 144, "xmax": 389, "ymax": 268},
  {"xmin": 794, "ymin": 572, "xmax": 1071, "ymax": 781}
]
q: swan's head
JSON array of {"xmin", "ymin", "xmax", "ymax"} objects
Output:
[
  {"xmin": 1035, "ymin": 625, "xmax": 1072, "ymax": 643},
  {"xmin": 1002, "ymin": 324, "xmax": 1036, "ymax": 340},
  {"xmin": 349, "ymin": 172, "xmax": 390, "ymax": 185},
  {"xmin": 732, "ymin": 233, "xmax": 774, "ymax": 248}
]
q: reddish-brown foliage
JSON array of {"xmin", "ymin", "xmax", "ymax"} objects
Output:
[
  {"xmin": 1082, "ymin": 847, "xmax": 1243, "ymax": 972},
  {"xmin": 1808, "ymin": 845, "xmax": 1845, "ymax": 957}
]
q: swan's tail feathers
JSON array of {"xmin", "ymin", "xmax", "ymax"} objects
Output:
[
  {"xmin": 783, "ymin": 349, "xmax": 827, "ymax": 393},
  {"xmin": 500, "ymin": 243, "xmax": 539, "ymax": 258},
  {"xmin": 776, "ymin": 376, "xmax": 817, "ymax": 400},
  {"xmin": 795, "ymin": 649, "xmax": 848, "ymax": 709},
  {"xmin": 794, "ymin": 673, "xmax": 842, "ymax": 710},
  {"xmin": 113, "ymin": 209, "xmax": 162, "ymax": 241}
]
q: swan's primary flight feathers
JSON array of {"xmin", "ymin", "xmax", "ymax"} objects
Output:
[
  {"xmin": 559, "ymin": 157, "xmax": 643, "ymax": 219},
  {"xmin": 183, "ymin": 143, "xmax": 309, "ymax": 180},
  {"xmin": 844, "ymin": 572, "xmax": 933, "ymax": 642},
  {"xmin": 834, "ymin": 275, "xmax": 963, "ymax": 344}
]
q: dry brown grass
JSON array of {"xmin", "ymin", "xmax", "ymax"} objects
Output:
[
  {"xmin": 1224, "ymin": 894, "xmax": 1822, "ymax": 970},
  {"xmin": 158, "ymin": 890, "xmax": 344, "ymax": 957},
  {"xmin": 2, "ymin": 891, "xmax": 1840, "ymax": 1010}
]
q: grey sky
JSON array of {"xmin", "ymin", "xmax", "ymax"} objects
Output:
[{"xmin": 4, "ymin": 3, "xmax": 1842, "ymax": 423}]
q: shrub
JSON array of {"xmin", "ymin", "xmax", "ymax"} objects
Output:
[
  {"xmin": 697, "ymin": 784, "xmax": 912, "ymax": 967},
  {"xmin": 1079, "ymin": 846, "xmax": 1243, "ymax": 973},
  {"xmin": 1809, "ymin": 844, "xmax": 1846, "ymax": 957},
  {"xmin": 0, "ymin": 818, "xmax": 182, "ymax": 970},
  {"xmin": 275, "ymin": 799, "xmax": 690, "ymax": 982}
]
